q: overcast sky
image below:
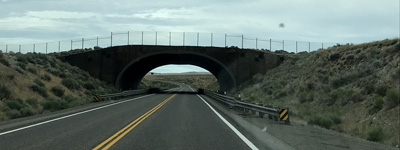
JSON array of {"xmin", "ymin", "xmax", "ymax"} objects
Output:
[{"xmin": 0, "ymin": 0, "xmax": 398, "ymax": 73}]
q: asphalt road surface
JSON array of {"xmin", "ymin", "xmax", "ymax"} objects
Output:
[{"xmin": 0, "ymin": 85, "xmax": 257, "ymax": 150}]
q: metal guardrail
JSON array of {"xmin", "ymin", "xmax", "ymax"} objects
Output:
[
  {"xmin": 94, "ymin": 89, "xmax": 152, "ymax": 101},
  {"xmin": 202, "ymin": 90, "xmax": 290, "ymax": 124}
]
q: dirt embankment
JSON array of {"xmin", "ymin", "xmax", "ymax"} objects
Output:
[{"xmin": 238, "ymin": 39, "xmax": 399, "ymax": 147}]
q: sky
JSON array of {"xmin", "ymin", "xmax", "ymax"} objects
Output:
[{"xmin": 0, "ymin": 0, "xmax": 399, "ymax": 73}]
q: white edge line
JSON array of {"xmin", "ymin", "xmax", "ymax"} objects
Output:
[
  {"xmin": 0, "ymin": 94, "xmax": 155, "ymax": 136},
  {"xmin": 197, "ymin": 94, "xmax": 259, "ymax": 150}
]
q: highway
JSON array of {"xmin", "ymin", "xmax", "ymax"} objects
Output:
[{"xmin": 0, "ymin": 84, "xmax": 257, "ymax": 150}]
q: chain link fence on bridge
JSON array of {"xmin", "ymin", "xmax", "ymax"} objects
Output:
[{"xmin": 0, "ymin": 31, "xmax": 340, "ymax": 54}]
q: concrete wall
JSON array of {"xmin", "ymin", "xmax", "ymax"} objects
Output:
[{"xmin": 61, "ymin": 45, "xmax": 285, "ymax": 92}]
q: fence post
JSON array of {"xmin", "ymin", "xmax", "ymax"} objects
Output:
[
  {"xmin": 33, "ymin": 44, "xmax": 35, "ymax": 53},
  {"xmin": 183, "ymin": 32, "xmax": 185, "ymax": 46},
  {"xmin": 58, "ymin": 41, "xmax": 61, "ymax": 52},
  {"xmin": 169, "ymin": 32, "xmax": 171, "ymax": 46},
  {"xmin": 127, "ymin": 31, "xmax": 130, "ymax": 45},
  {"xmin": 82, "ymin": 38, "xmax": 84, "ymax": 49},
  {"xmin": 71, "ymin": 40, "xmax": 72, "ymax": 50},
  {"xmin": 322, "ymin": 42, "xmax": 324, "ymax": 49},
  {"xmin": 282, "ymin": 40, "xmax": 285, "ymax": 50},
  {"xmin": 97, "ymin": 37, "xmax": 99, "ymax": 47},
  {"xmin": 141, "ymin": 31, "xmax": 144, "ymax": 45},
  {"xmin": 197, "ymin": 32, "xmax": 199, "ymax": 47},
  {"xmin": 256, "ymin": 38, "xmax": 258, "ymax": 49},
  {"xmin": 46, "ymin": 42, "xmax": 48, "ymax": 54},
  {"xmin": 6, "ymin": 45, "xmax": 7, "ymax": 53},
  {"xmin": 155, "ymin": 31, "xmax": 158, "ymax": 45},
  {"xmin": 111, "ymin": 32, "xmax": 113, "ymax": 47},
  {"xmin": 19, "ymin": 44, "xmax": 21, "ymax": 53},
  {"xmin": 241, "ymin": 34, "xmax": 244, "ymax": 49},
  {"xmin": 309, "ymin": 42, "xmax": 310, "ymax": 52},
  {"xmin": 211, "ymin": 33, "xmax": 213, "ymax": 47},
  {"xmin": 296, "ymin": 41, "xmax": 298, "ymax": 53},
  {"xmin": 270, "ymin": 39, "xmax": 272, "ymax": 51},
  {"xmin": 224, "ymin": 34, "xmax": 227, "ymax": 47}
]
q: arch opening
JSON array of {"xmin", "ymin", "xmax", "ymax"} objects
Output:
[{"xmin": 116, "ymin": 53, "xmax": 236, "ymax": 92}]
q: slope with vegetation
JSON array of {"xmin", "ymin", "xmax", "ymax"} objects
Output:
[
  {"xmin": 238, "ymin": 39, "xmax": 399, "ymax": 146},
  {"xmin": 143, "ymin": 74, "xmax": 219, "ymax": 91},
  {"xmin": 0, "ymin": 51, "xmax": 117, "ymax": 121}
]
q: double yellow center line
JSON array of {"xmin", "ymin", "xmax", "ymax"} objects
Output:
[{"xmin": 93, "ymin": 94, "xmax": 176, "ymax": 150}]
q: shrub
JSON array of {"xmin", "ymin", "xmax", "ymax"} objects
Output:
[
  {"xmin": 41, "ymin": 74, "xmax": 51, "ymax": 81},
  {"xmin": 16, "ymin": 62, "xmax": 26, "ymax": 70},
  {"xmin": 14, "ymin": 66, "xmax": 25, "ymax": 74},
  {"xmin": 367, "ymin": 126, "xmax": 384, "ymax": 142},
  {"xmin": 83, "ymin": 82, "xmax": 96, "ymax": 90},
  {"xmin": 4, "ymin": 99, "xmax": 25, "ymax": 110},
  {"xmin": 16, "ymin": 55, "xmax": 28, "ymax": 64},
  {"xmin": 27, "ymin": 67, "xmax": 37, "ymax": 74},
  {"xmin": 25, "ymin": 98, "xmax": 38, "ymax": 107},
  {"xmin": 0, "ymin": 84, "xmax": 11, "ymax": 100},
  {"xmin": 375, "ymin": 84, "xmax": 388, "ymax": 96},
  {"xmin": 308, "ymin": 113, "xmax": 342, "ymax": 129},
  {"xmin": 42, "ymin": 98, "xmax": 69, "ymax": 112},
  {"xmin": 385, "ymin": 88, "xmax": 400, "ymax": 109},
  {"xmin": 62, "ymin": 78, "xmax": 80, "ymax": 90},
  {"xmin": 6, "ymin": 109, "xmax": 21, "ymax": 119},
  {"xmin": 298, "ymin": 91, "xmax": 313, "ymax": 103},
  {"xmin": 329, "ymin": 88, "xmax": 362, "ymax": 105},
  {"xmin": 29, "ymin": 82, "xmax": 48, "ymax": 98},
  {"xmin": 370, "ymin": 96, "xmax": 384, "ymax": 114},
  {"xmin": 20, "ymin": 107, "xmax": 35, "ymax": 117},
  {"xmin": 0, "ymin": 57, "xmax": 10, "ymax": 66},
  {"xmin": 33, "ymin": 79, "xmax": 45, "ymax": 87},
  {"xmin": 329, "ymin": 53, "xmax": 341, "ymax": 61},
  {"xmin": 308, "ymin": 115, "xmax": 333, "ymax": 129},
  {"xmin": 51, "ymin": 86, "xmax": 65, "ymax": 97}
]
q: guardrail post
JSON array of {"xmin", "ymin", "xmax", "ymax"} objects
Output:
[{"xmin": 259, "ymin": 112, "xmax": 264, "ymax": 118}]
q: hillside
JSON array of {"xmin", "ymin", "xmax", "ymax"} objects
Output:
[
  {"xmin": 0, "ymin": 52, "xmax": 117, "ymax": 121},
  {"xmin": 238, "ymin": 39, "xmax": 400, "ymax": 146},
  {"xmin": 143, "ymin": 74, "xmax": 219, "ymax": 91}
]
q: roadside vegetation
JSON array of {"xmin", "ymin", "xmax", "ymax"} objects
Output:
[
  {"xmin": 0, "ymin": 51, "xmax": 117, "ymax": 121},
  {"xmin": 143, "ymin": 74, "xmax": 219, "ymax": 91},
  {"xmin": 237, "ymin": 39, "xmax": 399, "ymax": 146}
]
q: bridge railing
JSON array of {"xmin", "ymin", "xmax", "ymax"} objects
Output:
[{"xmin": 0, "ymin": 31, "xmax": 343, "ymax": 55}]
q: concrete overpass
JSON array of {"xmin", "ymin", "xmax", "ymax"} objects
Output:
[{"xmin": 60, "ymin": 45, "xmax": 286, "ymax": 92}]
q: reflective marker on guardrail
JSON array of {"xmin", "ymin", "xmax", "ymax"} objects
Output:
[
  {"xmin": 279, "ymin": 108, "xmax": 290, "ymax": 124},
  {"xmin": 94, "ymin": 95, "xmax": 100, "ymax": 102}
]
